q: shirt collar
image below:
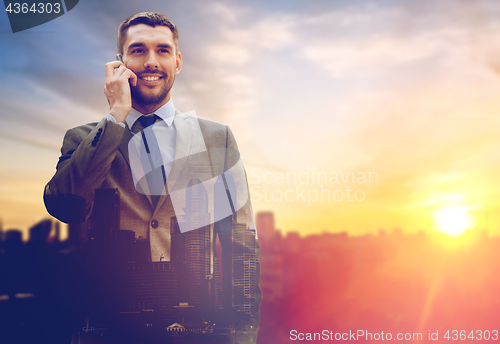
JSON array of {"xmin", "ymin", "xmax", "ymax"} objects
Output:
[{"xmin": 126, "ymin": 99, "xmax": 176, "ymax": 129}]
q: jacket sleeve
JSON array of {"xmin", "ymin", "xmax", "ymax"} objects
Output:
[{"xmin": 43, "ymin": 118, "xmax": 125, "ymax": 223}]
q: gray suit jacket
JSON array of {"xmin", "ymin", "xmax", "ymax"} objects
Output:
[
  {"xmin": 45, "ymin": 110, "xmax": 256, "ymax": 257},
  {"xmin": 45, "ymin": 110, "xmax": 261, "ymax": 331}
]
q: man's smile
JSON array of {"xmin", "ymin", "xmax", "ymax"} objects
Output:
[
  {"xmin": 137, "ymin": 73, "xmax": 165, "ymax": 85},
  {"xmin": 142, "ymin": 76, "xmax": 161, "ymax": 81}
]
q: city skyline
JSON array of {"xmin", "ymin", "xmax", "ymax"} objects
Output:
[
  {"xmin": 2, "ymin": 210, "xmax": 497, "ymax": 343},
  {"xmin": 0, "ymin": 178, "xmax": 260, "ymax": 341}
]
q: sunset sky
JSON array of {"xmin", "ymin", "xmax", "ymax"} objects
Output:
[{"xmin": 2, "ymin": 0, "xmax": 500, "ymax": 238}]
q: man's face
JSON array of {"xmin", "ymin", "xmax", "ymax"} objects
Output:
[{"xmin": 122, "ymin": 24, "xmax": 181, "ymax": 109}]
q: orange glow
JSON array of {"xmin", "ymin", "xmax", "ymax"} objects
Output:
[{"xmin": 433, "ymin": 206, "xmax": 473, "ymax": 237}]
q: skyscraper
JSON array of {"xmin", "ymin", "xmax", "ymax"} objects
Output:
[
  {"xmin": 180, "ymin": 179, "xmax": 213, "ymax": 321},
  {"xmin": 232, "ymin": 221, "xmax": 258, "ymax": 323}
]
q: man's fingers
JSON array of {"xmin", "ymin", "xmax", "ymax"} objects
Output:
[
  {"xmin": 124, "ymin": 69, "xmax": 138, "ymax": 87},
  {"xmin": 110, "ymin": 65, "xmax": 129, "ymax": 79},
  {"xmin": 105, "ymin": 61, "xmax": 123, "ymax": 79},
  {"xmin": 106, "ymin": 63, "xmax": 137, "ymax": 86}
]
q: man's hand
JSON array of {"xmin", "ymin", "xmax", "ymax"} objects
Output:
[{"xmin": 104, "ymin": 61, "xmax": 137, "ymax": 123}]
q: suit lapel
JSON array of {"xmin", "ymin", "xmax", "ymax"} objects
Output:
[{"xmin": 119, "ymin": 111, "xmax": 197, "ymax": 212}]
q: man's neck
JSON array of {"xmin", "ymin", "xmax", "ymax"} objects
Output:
[{"xmin": 132, "ymin": 96, "xmax": 171, "ymax": 115}]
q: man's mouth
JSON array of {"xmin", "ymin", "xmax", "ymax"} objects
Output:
[{"xmin": 141, "ymin": 76, "xmax": 162, "ymax": 81}]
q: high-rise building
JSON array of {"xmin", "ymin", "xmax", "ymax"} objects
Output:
[
  {"xmin": 184, "ymin": 179, "xmax": 212, "ymax": 321},
  {"xmin": 256, "ymin": 212, "xmax": 275, "ymax": 238},
  {"xmin": 256, "ymin": 212, "xmax": 282, "ymax": 252},
  {"xmin": 126, "ymin": 261, "xmax": 179, "ymax": 324},
  {"xmin": 256, "ymin": 211, "xmax": 284, "ymax": 302},
  {"xmin": 232, "ymin": 221, "xmax": 258, "ymax": 323}
]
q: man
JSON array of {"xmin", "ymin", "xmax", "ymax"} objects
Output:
[{"xmin": 44, "ymin": 11, "xmax": 260, "ymax": 340}]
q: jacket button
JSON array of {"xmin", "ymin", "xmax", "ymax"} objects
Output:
[{"xmin": 151, "ymin": 220, "xmax": 158, "ymax": 228}]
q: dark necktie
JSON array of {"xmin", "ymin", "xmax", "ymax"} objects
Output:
[{"xmin": 134, "ymin": 115, "xmax": 166, "ymax": 209}]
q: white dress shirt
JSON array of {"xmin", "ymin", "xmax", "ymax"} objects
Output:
[{"xmin": 106, "ymin": 100, "xmax": 177, "ymax": 180}]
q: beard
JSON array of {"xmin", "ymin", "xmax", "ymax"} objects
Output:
[{"xmin": 130, "ymin": 70, "xmax": 175, "ymax": 106}]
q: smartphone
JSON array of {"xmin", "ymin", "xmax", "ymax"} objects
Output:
[{"xmin": 116, "ymin": 54, "xmax": 123, "ymax": 62}]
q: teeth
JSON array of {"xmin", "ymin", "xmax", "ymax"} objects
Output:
[{"xmin": 143, "ymin": 76, "xmax": 160, "ymax": 81}]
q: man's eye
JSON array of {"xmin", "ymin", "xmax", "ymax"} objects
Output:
[
  {"xmin": 159, "ymin": 49, "xmax": 170, "ymax": 54},
  {"xmin": 131, "ymin": 49, "xmax": 144, "ymax": 54}
]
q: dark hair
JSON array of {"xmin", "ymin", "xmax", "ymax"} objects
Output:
[{"xmin": 117, "ymin": 12, "xmax": 178, "ymax": 55}]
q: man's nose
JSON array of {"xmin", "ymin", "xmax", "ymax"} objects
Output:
[{"xmin": 144, "ymin": 52, "xmax": 159, "ymax": 69}]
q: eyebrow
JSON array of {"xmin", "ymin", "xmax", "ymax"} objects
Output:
[
  {"xmin": 127, "ymin": 43, "xmax": 145, "ymax": 52},
  {"xmin": 127, "ymin": 42, "xmax": 173, "ymax": 51},
  {"xmin": 157, "ymin": 44, "xmax": 173, "ymax": 50}
]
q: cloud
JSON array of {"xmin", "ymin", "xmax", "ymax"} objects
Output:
[{"xmin": 303, "ymin": 31, "xmax": 445, "ymax": 77}]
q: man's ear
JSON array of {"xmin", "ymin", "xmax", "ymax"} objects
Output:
[{"xmin": 175, "ymin": 51, "xmax": 182, "ymax": 75}]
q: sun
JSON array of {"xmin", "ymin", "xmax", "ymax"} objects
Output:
[{"xmin": 433, "ymin": 206, "xmax": 473, "ymax": 237}]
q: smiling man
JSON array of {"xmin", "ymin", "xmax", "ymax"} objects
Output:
[
  {"xmin": 44, "ymin": 11, "xmax": 260, "ymax": 343},
  {"xmin": 108, "ymin": 17, "xmax": 180, "ymax": 120}
]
